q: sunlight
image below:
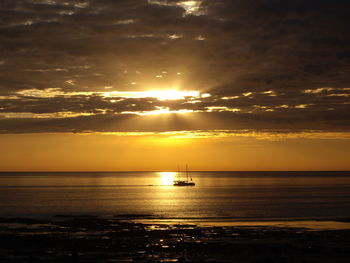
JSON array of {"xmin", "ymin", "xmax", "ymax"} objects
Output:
[
  {"xmin": 14, "ymin": 88, "xmax": 206, "ymax": 103},
  {"xmin": 148, "ymin": 0, "xmax": 205, "ymax": 16},
  {"xmin": 122, "ymin": 107, "xmax": 194, "ymax": 116},
  {"xmin": 145, "ymin": 90, "xmax": 199, "ymax": 101},
  {"xmin": 104, "ymin": 89, "xmax": 200, "ymax": 101},
  {"xmin": 158, "ymin": 172, "xmax": 176, "ymax": 185},
  {"xmin": 178, "ymin": 1, "xmax": 203, "ymax": 15}
]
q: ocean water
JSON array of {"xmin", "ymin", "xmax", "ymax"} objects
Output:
[{"xmin": 1, "ymin": 171, "xmax": 350, "ymax": 221}]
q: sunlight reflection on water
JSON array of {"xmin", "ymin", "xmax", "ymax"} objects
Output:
[
  {"xmin": 158, "ymin": 172, "xmax": 176, "ymax": 186},
  {"xmin": 1, "ymin": 171, "xmax": 350, "ymax": 222}
]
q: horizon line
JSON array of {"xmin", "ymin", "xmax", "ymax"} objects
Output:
[{"xmin": 1, "ymin": 170, "xmax": 350, "ymax": 173}]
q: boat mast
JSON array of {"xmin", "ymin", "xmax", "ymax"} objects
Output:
[
  {"xmin": 186, "ymin": 164, "xmax": 188, "ymax": 182},
  {"xmin": 177, "ymin": 164, "xmax": 180, "ymax": 180}
]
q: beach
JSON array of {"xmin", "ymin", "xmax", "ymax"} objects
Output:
[{"xmin": 1, "ymin": 215, "xmax": 350, "ymax": 263}]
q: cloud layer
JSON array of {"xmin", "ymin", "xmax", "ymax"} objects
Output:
[{"xmin": 1, "ymin": 0, "xmax": 349, "ymax": 133}]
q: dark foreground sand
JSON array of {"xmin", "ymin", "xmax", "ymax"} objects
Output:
[{"xmin": 1, "ymin": 216, "xmax": 350, "ymax": 263}]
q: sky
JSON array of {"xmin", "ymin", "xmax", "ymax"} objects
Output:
[{"xmin": 0, "ymin": 0, "xmax": 350, "ymax": 171}]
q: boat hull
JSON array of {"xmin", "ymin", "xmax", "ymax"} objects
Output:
[{"xmin": 173, "ymin": 181, "xmax": 195, "ymax": 186}]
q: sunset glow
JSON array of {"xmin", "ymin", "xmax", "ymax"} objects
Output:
[
  {"xmin": 123, "ymin": 107, "xmax": 194, "ymax": 116},
  {"xmin": 103, "ymin": 89, "xmax": 201, "ymax": 101},
  {"xmin": 0, "ymin": 0, "xmax": 349, "ymax": 171},
  {"xmin": 2, "ymin": 2, "xmax": 350, "ymax": 263}
]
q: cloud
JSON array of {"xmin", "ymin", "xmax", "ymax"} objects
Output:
[{"xmin": 0, "ymin": 0, "xmax": 349, "ymax": 133}]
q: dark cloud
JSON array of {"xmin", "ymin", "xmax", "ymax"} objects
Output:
[
  {"xmin": 1, "ymin": 109, "xmax": 350, "ymax": 134},
  {"xmin": 0, "ymin": 0, "xmax": 350, "ymax": 133}
]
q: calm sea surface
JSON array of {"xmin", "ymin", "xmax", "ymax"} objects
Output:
[{"xmin": 1, "ymin": 171, "xmax": 350, "ymax": 221}]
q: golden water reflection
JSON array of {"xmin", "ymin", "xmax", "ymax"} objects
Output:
[
  {"xmin": 158, "ymin": 172, "xmax": 176, "ymax": 185},
  {"xmin": 131, "ymin": 219, "xmax": 350, "ymax": 230}
]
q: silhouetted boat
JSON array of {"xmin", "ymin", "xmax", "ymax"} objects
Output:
[{"xmin": 173, "ymin": 164, "xmax": 195, "ymax": 186}]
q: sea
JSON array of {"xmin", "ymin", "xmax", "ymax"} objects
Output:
[{"xmin": 1, "ymin": 171, "xmax": 350, "ymax": 228}]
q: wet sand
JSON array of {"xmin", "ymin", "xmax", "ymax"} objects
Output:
[{"xmin": 1, "ymin": 216, "xmax": 350, "ymax": 263}]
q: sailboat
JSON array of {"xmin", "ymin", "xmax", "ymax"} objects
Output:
[{"xmin": 173, "ymin": 164, "xmax": 195, "ymax": 186}]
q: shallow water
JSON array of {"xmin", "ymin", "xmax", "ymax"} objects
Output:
[{"xmin": 1, "ymin": 171, "xmax": 350, "ymax": 221}]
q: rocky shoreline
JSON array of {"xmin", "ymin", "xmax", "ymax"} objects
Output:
[{"xmin": 1, "ymin": 216, "xmax": 350, "ymax": 263}]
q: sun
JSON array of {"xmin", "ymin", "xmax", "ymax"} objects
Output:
[
  {"xmin": 144, "ymin": 89, "xmax": 199, "ymax": 101},
  {"xmin": 102, "ymin": 89, "xmax": 200, "ymax": 101},
  {"xmin": 101, "ymin": 88, "xmax": 210, "ymax": 115}
]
